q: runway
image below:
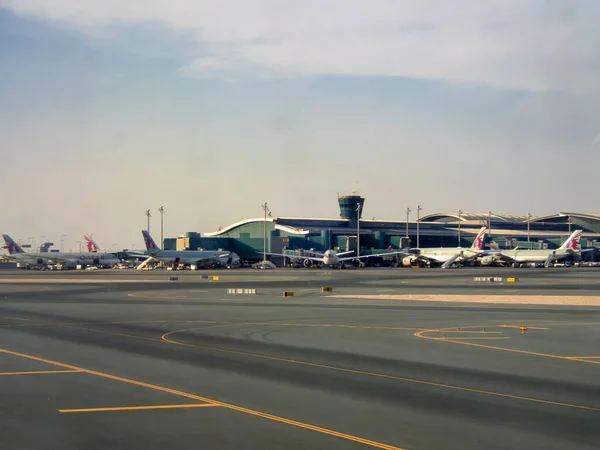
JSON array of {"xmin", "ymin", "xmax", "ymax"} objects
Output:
[{"xmin": 1, "ymin": 268, "xmax": 599, "ymax": 449}]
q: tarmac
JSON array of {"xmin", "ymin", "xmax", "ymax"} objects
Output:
[{"xmin": 0, "ymin": 267, "xmax": 599, "ymax": 450}]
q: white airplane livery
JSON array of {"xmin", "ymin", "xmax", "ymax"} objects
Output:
[
  {"xmin": 482, "ymin": 230, "xmax": 587, "ymax": 267},
  {"xmin": 135, "ymin": 230, "xmax": 239, "ymax": 270},
  {"xmin": 2, "ymin": 234, "xmax": 121, "ymax": 269},
  {"xmin": 402, "ymin": 227, "xmax": 487, "ymax": 268},
  {"xmin": 265, "ymin": 248, "xmax": 404, "ymax": 268}
]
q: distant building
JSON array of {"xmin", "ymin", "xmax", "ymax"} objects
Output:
[{"xmin": 163, "ymin": 195, "xmax": 600, "ymax": 265}]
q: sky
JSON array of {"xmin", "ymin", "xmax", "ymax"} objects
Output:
[{"xmin": 1, "ymin": 0, "xmax": 600, "ymax": 251}]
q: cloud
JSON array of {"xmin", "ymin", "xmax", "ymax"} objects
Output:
[{"xmin": 2, "ymin": 0, "xmax": 600, "ymax": 92}]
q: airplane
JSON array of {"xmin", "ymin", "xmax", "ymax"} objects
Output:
[
  {"xmin": 481, "ymin": 230, "xmax": 589, "ymax": 268},
  {"xmin": 263, "ymin": 248, "xmax": 405, "ymax": 269},
  {"xmin": 2, "ymin": 234, "xmax": 122, "ymax": 269},
  {"xmin": 134, "ymin": 230, "xmax": 239, "ymax": 270},
  {"xmin": 401, "ymin": 227, "xmax": 488, "ymax": 269}
]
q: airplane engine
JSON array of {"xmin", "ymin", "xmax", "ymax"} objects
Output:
[
  {"xmin": 303, "ymin": 259, "xmax": 313, "ymax": 268},
  {"xmin": 480, "ymin": 256, "xmax": 495, "ymax": 266},
  {"xmin": 352, "ymin": 259, "xmax": 361, "ymax": 268},
  {"xmin": 402, "ymin": 256, "xmax": 418, "ymax": 267}
]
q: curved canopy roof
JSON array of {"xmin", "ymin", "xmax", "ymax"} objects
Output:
[
  {"xmin": 420, "ymin": 212, "xmax": 529, "ymax": 223},
  {"xmin": 204, "ymin": 217, "xmax": 309, "ymax": 237}
]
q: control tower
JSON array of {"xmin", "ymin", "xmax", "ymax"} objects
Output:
[{"xmin": 338, "ymin": 193, "xmax": 365, "ymax": 221}]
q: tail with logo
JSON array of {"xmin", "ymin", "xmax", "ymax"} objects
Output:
[
  {"xmin": 141, "ymin": 230, "xmax": 160, "ymax": 251},
  {"xmin": 559, "ymin": 230, "xmax": 582, "ymax": 250},
  {"xmin": 2, "ymin": 235, "xmax": 25, "ymax": 254},
  {"xmin": 469, "ymin": 227, "xmax": 487, "ymax": 251},
  {"xmin": 84, "ymin": 234, "xmax": 101, "ymax": 252}
]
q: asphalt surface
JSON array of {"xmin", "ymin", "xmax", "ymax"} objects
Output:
[{"xmin": 0, "ymin": 268, "xmax": 599, "ymax": 450}]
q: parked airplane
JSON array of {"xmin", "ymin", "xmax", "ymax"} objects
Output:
[
  {"xmin": 2, "ymin": 234, "xmax": 121, "ymax": 269},
  {"xmin": 401, "ymin": 227, "xmax": 487, "ymax": 269},
  {"xmin": 481, "ymin": 230, "xmax": 588, "ymax": 267},
  {"xmin": 264, "ymin": 248, "xmax": 404, "ymax": 268},
  {"xmin": 135, "ymin": 231, "xmax": 239, "ymax": 270}
]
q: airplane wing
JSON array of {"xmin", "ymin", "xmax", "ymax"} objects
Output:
[
  {"xmin": 43, "ymin": 256, "xmax": 71, "ymax": 264},
  {"xmin": 262, "ymin": 252, "xmax": 325, "ymax": 262},
  {"xmin": 338, "ymin": 251, "xmax": 406, "ymax": 262},
  {"xmin": 441, "ymin": 252, "xmax": 462, "ymax": 269}
]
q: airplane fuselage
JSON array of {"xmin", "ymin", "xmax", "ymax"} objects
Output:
[
  {"xmin": 322, "ymin": 250, "xmax": 341, "ymax": 266},
  {"xmin": 498, "ymin": 249, "xmax": 573, "ymax": 263},
  {"xmin": 412, "ymin": 247, "xmax": 479, "ymax": 263},
  {"xmin": 148, "ymin": 250, "xmax": 234, "ymax": 266},
  {"xmin": 5, "ymin": 252, "xmax": 121, "ymax": 268}
]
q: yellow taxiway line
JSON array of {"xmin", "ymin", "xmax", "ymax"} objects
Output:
[
  {"xmin": 59, "ymin": 404, "xmax": 219, "ymax": 413},
  {"xmin": 0, "ymin": 347, "xmax": 404, "ymax": 450},
  {"xmin": 0, "ymin": 369, "xmax": 82, "ymax": 376}
]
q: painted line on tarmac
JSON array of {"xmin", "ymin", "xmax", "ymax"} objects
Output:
[
  {"xmin": 415, "ymin": 327, "xmax": 600, "ymax": 366},
  {"xmin": 159, "ymin": 328, "xmax": 600, "ymax": 413},
  {"xmin": 59, "ymin": 404, "xmax": 220, "ymax": 413},
  {"xmin": 0, "ymin": 348, "xmax": 404, "ymax": 450},
  {"xmin": 0, "ymin": 315, "xmax": 35, "ymax": 322},
  {"xmin": 0, "ymin": 369, "xmax": 82, "ymax": 376},
  {"xmin": 9, "ymin": 322, "xmax": 600, "ymax": 415},
  {"xmin": 435, "ymin": 337, "xmax": 511, "ymax": 341}
]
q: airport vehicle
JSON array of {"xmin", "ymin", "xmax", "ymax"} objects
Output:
[
  {"xmin": 264, "ymin": 248, "xmax": 404, "ymax": 269},
  {"xmin": 481, "ymin": 230, "xmax": 588, "ymax": 268},
  {"xmin": 2, "ymin": 234, "xmax": 122, "ymax": 269},
  {"xmin": 401, "ymin": 227, "xmax": 487, "ymax": 269},
  {"xmin": 254, "ymin": 261, "xmax": 276, "ymax": 270},
  {"xmin": 135, "ymin": 231, "xmax": 239, "ymax": 270}
]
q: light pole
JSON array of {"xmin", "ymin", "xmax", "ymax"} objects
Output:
[
  {"xmin": 60, "ymin": 234, "xmax": 66, "ymax": 252},
  {"xmin": 77, "ymin": 241, "xmax": 82, "ymax": 252},
  {"xmin": 262, "ymin": 202, "xmax": 270, "ymax": 262},
  {"xmin": 406, "ymin": 207, "xmax": 411, "ymax": 247},
  {"xmin": 488, "ymin": 211, "xmax": 492, "ymax": 240},
  {"xmin": 159, "ymin": 206, "xmax": 165, "ymax": 249},
  {"xmin": 568, "ymin": 216, "xmax": 572, "ymax": 233},
  {"xmin": 145, "ymin": 209, "xmax": 151, "ymax": 233},
  {"xmin": 356, "ymin": 203, "xmax": 362, "ymax": 257},
  {"xmin": 527, "ymin": 213, "xmax": 532, "ymax": 243},
  {"xmin": 417, "ymin": 205, "xmax": 422, "ymax": 248},
  {"xmin": 458, "ymin": 209, "xmax": 462, "ymax": 246}
]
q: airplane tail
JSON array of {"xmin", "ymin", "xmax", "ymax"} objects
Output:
[
  {"xmin": 84, "ymin": 234, "xmax": 101, "ymax": 252},
  {"xmin": 141, "ymin": 230, "xmax": 160, "ymax": 251},
  {"xmin": 559, "ymin": 230, "xmax": 582, "ymax": 250},
  {"xmin": 2, "ymin": 235, "xmax": 25, "ymax": 254},
  {"xmin": 469, "ymin": 227, "xmax": 487, "ymax": 251}
]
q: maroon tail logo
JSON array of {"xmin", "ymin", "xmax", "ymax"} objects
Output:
[
  {"xmin": 565, "ymin": 232, "xmax": 581, "ymax": 250},
  {"xmin": 143, "ymin": 231, "xmax": 158, "ymax": 250}
]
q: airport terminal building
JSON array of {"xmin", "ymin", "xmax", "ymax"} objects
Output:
[{"xmin": 164, "ymin": 195, "xmax": 600, "ymax": 265}]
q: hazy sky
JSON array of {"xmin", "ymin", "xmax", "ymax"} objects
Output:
[{"xmin": 1, "ymin": 1, "xmax": 600, "ymax": 251}]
